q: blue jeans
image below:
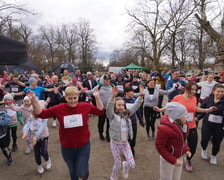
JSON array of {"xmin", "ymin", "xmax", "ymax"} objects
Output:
[{"xmin": 61, "ymin": 141, "xmax": 90, "ymax": 180}]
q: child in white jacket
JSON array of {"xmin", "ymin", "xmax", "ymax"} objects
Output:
[
  {"xmin": 22, "ymin": 100, "xmax": 51, "ymax": 174},
  {"xmin": 9, "ymin": 96, "xmax": 33, "ymax": 154}
]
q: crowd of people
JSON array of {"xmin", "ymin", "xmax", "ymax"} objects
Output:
[{"xmin": 0, "ymin": 67, "xmax": 224, "ymax": 180}]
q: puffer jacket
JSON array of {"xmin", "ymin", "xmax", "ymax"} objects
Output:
[
  {"xmin": 0, "ymin": 110, "xmax": 10, "ymax": 139},
  {"xmin": 155, "ymin": 114, "xmax": 190, "ymax": 164},
  {"xmin": 106, "ymin": 97, "xmax": 143, "ymax": 142}
]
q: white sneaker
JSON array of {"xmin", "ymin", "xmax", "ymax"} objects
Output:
[
  {"xmin": 210, "ymin": 155, "xmax": 217, "ymax": 165},
  {"xmin": 110, "ymin": 175, "xmax": 118, "ymax": 180},
  {"xmin": 52, "ymin": 120, "xmax": 57, "ymax": 127},
  {"xmin": 37, "ymin": 165, "xmax": 44, "ymax": 174},
  {"xmin": 45, "ymin": 158, "xmax": 51, "ymax": 170},
  {"xmin": 201, "ymin": 149, "xmax": 208, "ymax": 159},
  {"xmin": 122, "ymin": 161, "xmax": 129, "ymax": 179},
  {"xmin": 25, "ymin": 146, "xmax": 31, "ymax": 154}
]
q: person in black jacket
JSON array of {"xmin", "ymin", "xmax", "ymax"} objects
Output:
[
  {"xmin": 45, "ymin": 75, "xmax": 62, "ymax": 127},
  {"xmin": 82, "ymin": 72, "xmax": 97, "ymax": 105},
  {"xmin": 200, "ymin": 84, "xmax": 224, "ymax": 165}
]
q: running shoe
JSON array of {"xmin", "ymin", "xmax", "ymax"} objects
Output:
[
  {"xmin": 185, "ymin": 159, "xmax": 192, "ymax": 172},
  {"xmin": 210, "ymin": 155, "xmax": 217, "ymax": 165},
  {"xmin": 122, "ymin": 161, "xmax": 129, "ymax": 179},
  {"xmin": 37, "ymin": 165, "xmax": 44, "ymax": 174},
  {"xmin": 201, "ymin": 149, "xmax": 208, "ymax": 160}
]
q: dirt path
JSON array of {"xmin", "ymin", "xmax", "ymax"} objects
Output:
[{"xmin": 1, "ymin": 117, "xmax": 224, "ymax": 180}]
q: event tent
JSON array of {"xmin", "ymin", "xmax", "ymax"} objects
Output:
[
  {"xmin": 0, "ymin": 35, "xmax": 27, "ymax": 65},
  {"xmin": 122, "ymin": 63, "xmax": 144, "ymax": 71}
]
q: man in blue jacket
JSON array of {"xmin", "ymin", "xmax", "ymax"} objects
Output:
[{"xmin": 166, "ymin": 69, "xmax": 185, "ymax": 101}]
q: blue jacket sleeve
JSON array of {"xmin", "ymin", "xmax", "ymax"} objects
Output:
[
  {"xmin": 0, "ymin": 112, "xmax": 10, "ymax": 126},
  {"xmin": 165, "ymin": 79, "xmax": 173, "ymax": 90}
]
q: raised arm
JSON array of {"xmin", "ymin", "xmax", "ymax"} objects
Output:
[
  {"xmin": 128, "ymin": 84, "xmax": 144, "ymax": 116},
  {"xmin": 106, "ymin": 86, "xmax": 118, "ymax": 120},
  {"xmin": 93, "ymin": 89, "xmax": 104, "ymax": 110},
  {"xmin": 27, "ymin": 90, "xmax": 43, "ymax": 115}
]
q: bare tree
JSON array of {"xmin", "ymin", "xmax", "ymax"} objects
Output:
[
  {"xmin": 195, "ymin": 0, "xmax": 224, "ymax": 71},
  {"xmin": 61, "ymin": 24, "xmax": 78, "ymax": 63},
  {"xmin": 126, "ymin": 29, "xmax": 151, "ymax": 67},
  {"xmin": 0, "ymin": 1, "xmax": 33, "ymax": 34},
  {"xmin": 39, "ymin": 26, "xmax": 60, "ymax": 68},
  {"xmin": 76, "ymin": 19, "xmax": 97, "ymax": 73},
  {"xmin": 126, "ymin": 0, "xmax": 199, "ymax": 70}
]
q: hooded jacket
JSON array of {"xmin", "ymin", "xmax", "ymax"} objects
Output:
[
  {"xmin": 0, "ymin": 110, "xmax": 10, "ymax": 139},
  {"xmin": 155, "ymin": 114, "xmax": 190, "ymax": 164}
]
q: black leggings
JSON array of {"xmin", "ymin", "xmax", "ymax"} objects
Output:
[
  {"xmin": 129, "ymin": 122, "xmax": 137, "ymax": 151},
  {"xmin": 34, "ymin": 137, "xmax": 49, "ymax": 165},
  {"xmin": 98, "ymin": 110, "xmax": 110, "ymax": 137},
  {"xmin": 6, "ymin": 126, "xmax": 17, "ymax": 147},
  {"xmin": 0, "ymin": 136, "xmax": 11, "ymax": 159},
  {"xmin": 144, "ymin": 106, "xmax": 157, "ymax": 134},
  {"xmin": 187, "ymin": 128, "xmax": 198, "ymax": 161},
  {"xmin": 201, "ymin": 121, "xmax": 224, "ymax": 156}
]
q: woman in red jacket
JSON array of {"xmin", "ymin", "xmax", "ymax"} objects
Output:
[{"xmin": 155, "ymin": 102, "xmax": 191, "ymax": 180}]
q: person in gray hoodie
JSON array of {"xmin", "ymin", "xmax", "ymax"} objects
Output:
[
  {"xmin": 106, "ymin": 86, "xmax": 144, "ymax": 180},
  {"xmin": 85, "ymin": 74, "xmax": 122, "ymax": 142}
]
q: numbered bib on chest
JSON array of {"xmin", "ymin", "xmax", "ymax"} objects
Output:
[
  {"xmin": 208, "ymin": 114, "xmax": 223, "ymax": 124},
  {"xmin": 11, "ymin": 87, "xmax": 19, "ymax": 92},
  {"xmin": 132, "ymin": 85, "xmax": 138, "ymax": 90},
  {"xmin": 186, "ymin": 113, "xmax": 193, "ymax": 122},
  {"xmin": 156, "ymin": 84, "xmax": 161, "ymax": 89},
  {"xmin": 63, "ymin": 114, "xmax": 83, "ymax": 128},
  {"xmin": 126, "ymin": 103, "xmax": 134, "ymax": 110},
  {"xmin": 117, "ymin": 85, "xmax": 123, "ymax": 91}
]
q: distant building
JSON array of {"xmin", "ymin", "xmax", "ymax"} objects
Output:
[{"xmin": 108, "ymin": 67, "xmax": 124, "ymax": 74}]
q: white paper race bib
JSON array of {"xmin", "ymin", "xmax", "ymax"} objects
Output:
[
  {"xmin": 156, "ymin": 84, "xmax": 161, "ymax": 89},
  {"xmin": 63, "ymin": 114, "xmax": 83, "ymax": 128},
  {"xmin": 132, "ymin": 86, "xmax": 138, "ymax": 90},
  {"xmin": 186, "ymin": 113, "xmax": 193, "ymax": 122},
  {"xmin": 126, "ymin": 103, "xmax": 134, "ymax": 110},
  {"xmin": 208, "ymin": 114, "xmax": 223, "ymax": 124},
  {"xmin": 117, "ymin": 85, "xmax": 123, "ymax": 90},
  {"xmin": 11, "ymin": 87, "xmax": 19, "ymax": 92}
]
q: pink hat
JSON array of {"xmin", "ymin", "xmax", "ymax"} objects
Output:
[{"xmin": 72, "ymin": 76, "xmax": 77, "ymax": 82}]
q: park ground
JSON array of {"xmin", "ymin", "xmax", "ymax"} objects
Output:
[{"xmin": 1, "ymin": 116, "xmax": 224, "ymax": 180}]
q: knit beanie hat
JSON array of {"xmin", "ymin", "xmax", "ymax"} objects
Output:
[
  {"xmin": 3, "ymin": 93, "xmax": 14, "ymax": 101},
  {"xmin": 23, "ymin": 96, "xmax": 30, "ymax": 102},
  {"xmin": 28, "ymin": 78, "xmax": 37, "ymax": 84},
  {"xmin": 72, "ymin": 76, "xmax": 77, "ymax": 82},
  {"xmin": 165, "ymin": 102, "xmax": 187, "ymax": 122}
]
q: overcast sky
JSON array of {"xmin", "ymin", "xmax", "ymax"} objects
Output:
[{"xmin": 19, "ymin": 0, "xmax": 135, "ymax": 59}]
